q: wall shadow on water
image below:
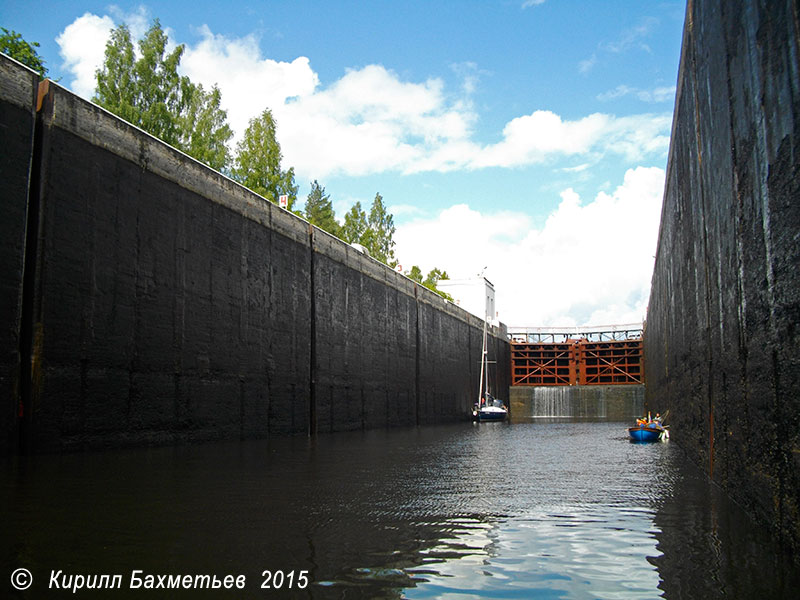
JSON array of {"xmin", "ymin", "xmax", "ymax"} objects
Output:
[
  {"xmin": 651, "ymin": 446, "xmax": 800, "ymax": 599},
  {"xmin": 3, "ymin": 427, "xmax": 504, "ymax": 599}
]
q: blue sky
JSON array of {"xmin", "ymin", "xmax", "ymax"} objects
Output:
[{"xmin": 3, "ymin": 1, "xmax": 686, "ymax": 326}]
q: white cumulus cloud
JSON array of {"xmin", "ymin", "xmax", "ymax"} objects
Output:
[
  {"xmin": 54, "ymin": 16, "xmax": 671, "ymax": 181},
  {"xmin": 395, "ymin": 166, "xmax": 666, "ymax": 327},
  {"xmin": 56, "ymin": 13, "xmax": 115, "ymax": 98},
  {"xmin": 471, "ymin": 110, "xmax": 670, "ymax": 168},
  {"xmin": 180, "ymin": 26, "xmax": 319, "ymax": 147},
  {"xmin": 273, "ymin": 64, "xmax": 476, "ymax": 179}
]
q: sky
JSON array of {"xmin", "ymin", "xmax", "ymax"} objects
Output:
[{"xmin": 2, "ymin": 1, "xmax": 686, "ymax": 327}]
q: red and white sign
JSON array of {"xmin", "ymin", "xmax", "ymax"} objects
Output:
[{"xmin": 278, "ymin": 194, "xmax": 289, "ymax": 208}]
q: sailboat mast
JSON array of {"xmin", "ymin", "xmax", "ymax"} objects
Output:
[
  {"xmin": 478, "ymin": 317, "xmax": 488, "ymax": 405},
  {"xmin": 484, "ymin": 325, "xmax": 489, "ymax": 400}
]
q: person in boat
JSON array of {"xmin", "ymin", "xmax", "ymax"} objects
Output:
[{"xmin": 486, "ymin": 392, "xmax": 503, "ymax": 409}]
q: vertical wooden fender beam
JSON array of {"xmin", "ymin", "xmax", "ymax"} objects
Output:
[
  {"xmin": 308, "ymin": 223, "xmax": 316, "ymax": 435},
  {"xmin": 18, "ymin": 79, "xmax": 51, "ymax": 453}
]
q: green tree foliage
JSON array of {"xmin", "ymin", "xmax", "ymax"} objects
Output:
[
  {"xmin": 1, "ymin": 28, "xmax": 48, "ymax": 77},
  {"xmin": 94, "ymin": 20, "xmax": 232, "ymax": 170},
  {"xmin": 340, "ymin": 193, "xmax": 397, "ymax": 265},
  {"xmin": 423, "ymin": 268, "xmax": 453, "ymax": 301},
  {"xmin": 341, "ymin": 202, "xmax": 368, "ymax": 245},
  {"xmin": 132, "ymin": 21, "xmax": 187, "ymax": 145},
  {"xmin": 94, "ymin": 24, "xmax": 138, "ymax": 123},
  {"xmin": 179, "ymin": 84, "xmax": 232, "ymax": 171},
  {"xmin": 363, "ymin": 193, "xmax": 396, "ymax": 265},
  {"xmin": 231, "ymin": 108, "xmax": 298, "ymax": 209},
  {"xmin": 406, "ymin": 266, "xmax": 453, "ymax": 300},
  {"xmin": 305, "ymin": 180, "xmax": 340, "ymax": 237},
  {"xmin": 95, "ymin": 21, "xmax": 187, "ymax": 145},
  {"xmin": 423, "ymin": 268, "xmax": 449, "ymax": 289},
  {"xmin": 407, "ymin": 266, "xmax": 423, "ymax": 283}
]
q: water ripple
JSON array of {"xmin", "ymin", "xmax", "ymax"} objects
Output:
[{"xmin": 5, "ymin": 420, "xmax": 798, "ymax": 599}]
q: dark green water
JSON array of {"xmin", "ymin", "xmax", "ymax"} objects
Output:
[{"xmin": 3, "ymin": 421, "xmax": 797, "ymax": 598}]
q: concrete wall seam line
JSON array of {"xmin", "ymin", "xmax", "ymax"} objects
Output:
[
  {"xmin": 17, "ymin": 77, "xmax": 49, "ymax": 454},
  {"xmin": 309, "ymin": 224, "xmax": 317, "ymax": 436},
  {"xmin": 0, "ymin": 55, "xmax": 41, "ymax": 453}
]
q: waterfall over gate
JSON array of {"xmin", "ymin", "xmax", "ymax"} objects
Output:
[
  {"xmin": 512, "ymin": 385, "xmax": 644, "ymax": 420},
  {"xmin": 532, "ymin": 387, "xmax": 577, "ymax": 417}
]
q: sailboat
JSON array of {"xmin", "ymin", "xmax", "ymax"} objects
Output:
[{"xmin": 472, "ymin": 317, "xmax": 508, "ymax": 422}]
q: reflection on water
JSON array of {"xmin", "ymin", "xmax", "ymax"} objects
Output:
[
  {"xmin": 3, "ymin": 421, "xmax": 797, "ymax": 598},
  {"xmin": 398, "ymin": 506, "xmax": 663, "ymax": 600}
]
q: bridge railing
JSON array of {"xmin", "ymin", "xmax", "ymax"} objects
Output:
[{"xmin": 507, "ymin": 323, "xmax": 643, "ymax": 344}]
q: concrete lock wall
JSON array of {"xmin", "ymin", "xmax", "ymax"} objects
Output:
[
  {"xmin": 644, "ymin": 0, "xmax": 799, "ymax": 553},
  {"xmin": 0, "ymin": 54, "xmax": 509, "ymax": 454},
  {"xmin": 0, "ymin": 57, "xmax": 39, "ymax": 453}
]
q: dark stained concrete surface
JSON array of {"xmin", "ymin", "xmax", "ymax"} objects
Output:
[
  {"xmin": 0, "ymin": 55, "xmax": 509, "ymax": 454},
  {"xmin": 0, "ymin": 57, "xmax": 38, "ymax": 454},
  {"xmin": 645, "ymin": 0, "xmax": 799, "ymax": 555}
]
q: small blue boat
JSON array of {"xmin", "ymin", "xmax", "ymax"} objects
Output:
[
  {"xmin": 628, "ymin": 425, "xmax": 663, "ymax": 442},
  {"xmin": 628, "ymin": 413, "xmax": 669, "ymax": 442}
]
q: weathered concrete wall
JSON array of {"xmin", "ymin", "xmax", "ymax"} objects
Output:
[
  {"xmin": 23, "ymin": 78, "xmax": 313, "ymax": 451},
  {"xmin": 644, "ymin": 0, "xmax": 800, "ymax": 554},
  {"xmin": 0, "ymin": 57, "xmax": 39, "ymax": 453},
  {"xmin": 0, "ymin": 55, "xmax": 509, "ymax": 453},
  {"xmin": 510, "ymin": 385, "xmax": 644, "ymax": 420}
]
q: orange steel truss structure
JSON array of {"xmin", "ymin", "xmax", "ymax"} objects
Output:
[
  {"xmin": 511, "ymin": 337, "xmax": 643, "ymax": 386},
  {"xmin": 578, "ymin": 339, "xmax": 643, "ymax": 385},
  {"xmin": 511, "ymin": 341, "xmax": 578, "ymax": 385}
]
